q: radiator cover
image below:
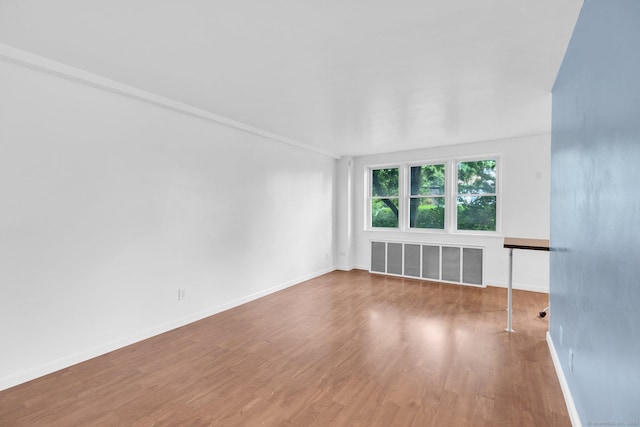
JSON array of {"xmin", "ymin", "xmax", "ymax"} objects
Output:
[{"xmin": 370, "ymin": 240, "xmax": 484, "ymax": 287}]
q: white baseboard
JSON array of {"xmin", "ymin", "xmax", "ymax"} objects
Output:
[
  {"xmin": 546, "ymin": 331, "xmax": 582, "ymax": 427},
  {"xmin": 356, "ymin": 269, "xmax": 548, "ymax": 293},
  {"xmin": 0, "ymin": 267, "xmax": 335, "ymax": 392},
  {"xmin": 488, "ymin": 280, "xmax": 549, "ymax": 294}
]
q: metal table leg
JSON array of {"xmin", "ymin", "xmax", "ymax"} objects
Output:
[{"xmin": 506, "ymin": 247, "xmax": 514, "ymax": 332}]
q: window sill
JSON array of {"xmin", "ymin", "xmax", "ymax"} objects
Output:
[{"xmin": 365, "ymin": 227, "xmax": 502, "ymax": 237}]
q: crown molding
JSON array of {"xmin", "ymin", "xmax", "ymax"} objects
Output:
[{"xmin": 0, "ymin": 43, "xmax": 340, "ymax": 160}]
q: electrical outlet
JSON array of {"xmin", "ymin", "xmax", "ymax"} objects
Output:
[{"xmin": 178, "ymin": 288, "xmax": 186, "ymax": 301}]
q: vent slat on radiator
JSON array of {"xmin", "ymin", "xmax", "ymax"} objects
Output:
[
  {"xmin": 422, "ymin": 245, "xmax": 440, "ymax": 280},
  {"xmin": 442, "ymin": 246, "xmax": 461, "ymax": 283},
  {"xmin": 463, "ymin": 248, "xmax": 483, "ymax": 285},
  {"xmin": 404, "ymin": 244, "xmax": 421, "ymax": 278},
  {"xmin": 371, "ymin": 242, "xmax": 386, "ymax": 273},
  {"xmin": 370, "ymin": 241, "xmax": 484, "ymax": 287}
]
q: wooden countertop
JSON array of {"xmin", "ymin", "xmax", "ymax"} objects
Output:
[{"xmin": 503, "ymin": 237, "xmax": 550, "ymax": 251}]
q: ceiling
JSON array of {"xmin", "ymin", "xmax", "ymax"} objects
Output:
[{"xmin": 0, "ymin": 0, "xmax": 582, "ymax": 158}]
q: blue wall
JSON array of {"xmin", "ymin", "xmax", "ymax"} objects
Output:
[{"xmin": 551, "ymin": 0, "xmax": 640, "ymax": 424}]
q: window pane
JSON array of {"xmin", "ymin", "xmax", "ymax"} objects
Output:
[
  {"xmin": 409, "ymin": 197, "xmax": 445, "ymax": 229},
  {"xmin": 372, "ymin": 198, "xmax": 399, "ymax": 228},
  {"xmin": 372, "ymin": 168, "xmax": 399, "ymax": 197},
  {"xmin": 457, "ymin": 196, "xmax": 496, "ymax": 231},
  {"xmin": 410, "ymin": 164, "xmax": 445, "ymax": 196},
  {"xmin": 458, "ymin": 160, "xmax": 496, "ymax": 194}
]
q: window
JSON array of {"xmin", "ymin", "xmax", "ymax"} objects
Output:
[
  {"xmin": 456, "ymin": 160, "xmax": 497, "ymax": 231},
  {"xmin": 409, "ymin": 164, "xmax": 445, "ymax": 229},
  {"xmin": 370, "ymin": 167, "xmax": 399, "ymax": 228},
  {"xmin": 367, "ymin": 157, "xmax": 498, "ymax": 233}
]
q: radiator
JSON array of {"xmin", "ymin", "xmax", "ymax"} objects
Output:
[{"xmin": 370, "ymin": 240, "xmax": 484, "ymax": 287}]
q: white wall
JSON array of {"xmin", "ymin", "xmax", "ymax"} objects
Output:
[
  {"xmin": 335, "ymin": 156, "xmax": 355, "ymax": 270},
  {"xmin": 0, "ymin": 58, "xmax": 336, "ymax": 390},
  {"xmin": 347, "ymin": 134, "xmax": 551, "ymax": 291}
]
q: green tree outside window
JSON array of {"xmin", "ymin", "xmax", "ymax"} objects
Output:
[
  {"xmin": 371, "ymin": 168, "xmax": 399, "ymax": 228},
  {"xmin": 409, "ymin": 164, "xmax": 445, "ymax": 229},
  {"xmin": 457, "ymin": 160, "xmax": 497, "ymax": 231}
]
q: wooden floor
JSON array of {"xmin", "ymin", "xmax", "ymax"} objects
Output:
[{"xmin": 0, "ymin": 270, "xmax": 569, "ymax": 426}]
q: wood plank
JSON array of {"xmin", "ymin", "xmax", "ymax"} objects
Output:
[
  {"xmin": 0, "ymin": 270, "xmax": 569, "ymax": 426},
  {"xmin": 503, "ymin": 237, "xmax": 550, "ymax": 251}
]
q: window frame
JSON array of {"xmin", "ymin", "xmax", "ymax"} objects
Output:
[
  {"xmin": 452, "ymin": 156, "xmax": 500, "ymax": 234},
  {"xmin": 368, "ymin": 165, "xmax": 401, "ymax": 229},
  {"xmin": 406, "ymin": 161, "xmax": 448, "ymax": 232},
  {"xmin": 365, "ymin": 155, "xmax": 501, "ymax": 234}
]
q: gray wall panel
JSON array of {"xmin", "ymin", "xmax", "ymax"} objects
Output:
[{"xmin": 551, "ymin": 1, "xmax": 640, "ymax": 422}]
